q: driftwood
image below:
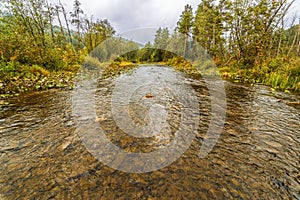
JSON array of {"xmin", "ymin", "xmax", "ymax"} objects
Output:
[{"xmin": 286, "ymin": 102, "xmax": 300, "ymax": 106}]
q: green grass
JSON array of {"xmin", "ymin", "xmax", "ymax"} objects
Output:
[{"xmin": 219, "ymin": 57, "xmax": 300, "ymax": 92}]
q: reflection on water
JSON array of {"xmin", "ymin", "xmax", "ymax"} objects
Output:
[{"xmin": 0, "ymin": 66, "xmax": 299, "ymax": 199}]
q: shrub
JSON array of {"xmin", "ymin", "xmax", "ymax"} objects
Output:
[
  {"xmin": 26, "ymin": 65, "xmax": 50, "ymax": 77},
  {"xmin": 82, "ymin": 56, "xmax": 102, "ymax": 70},
  {"xmin": 0, "ymin": 61, "xmax": 22, "ymax": 77},
  {"xmin": 43, "ymin": 48, "xmax": 66, "ymax": 71}
]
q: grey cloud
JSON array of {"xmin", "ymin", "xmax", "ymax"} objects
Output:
[
  {"xmin": 75, "ymin": 0, "xmax": 198, "ymax": 31},
  {"xmin": 57, "ymin": 0, "xmax": 199, "ymax": 42}
]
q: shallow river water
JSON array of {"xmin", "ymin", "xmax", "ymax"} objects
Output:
[{"xmin": 0, "ymin": 65, "xmax": 299, "ymax": 199}]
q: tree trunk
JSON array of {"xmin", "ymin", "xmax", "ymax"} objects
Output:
[
  {"xmin": 296, "ymin": 24, "xmax": 300, "ymax": 55},
  {"xmin": 287, "ymin": 24, "xmax": 299, "ymax": 57},
  {"xmin": 183, "ymin": 35, "xmax": 187, "ymax": 58},
  {"xmin": 56, "ymin": 7, "xmax": 67, "ymax": 46},
  {"xmin": 60, "ymin": 1, "xmax": 73, "ymax": 46},
  {"xmin": 46, "ymin": 0, "xmax": 55, "ymax": 44}
]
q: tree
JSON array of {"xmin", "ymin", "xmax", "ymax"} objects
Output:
[
  {"xmin": 0, "ymin": 0, "xmax": 116, "ymax": 70},
  {"xmin": 55, "ymin": 4, "xmax": 67, "ymax": 46},
  {"xmin": 227, "ymin": 0, "xmax": 294, "ymax": 65},
  {"xmin": 2, "ymin": 0, "xmax": 54, "ymax": 63},
  {"xmin": 70, "ymin": 0, "xmax": 83, "ymax": 47},
  {"xmin": 176, "ymin": 4, "xmax": 194, "ymax": 57},
  {"xmin": 82, "ymin": 17, "xmax": 115, "ymax": 52},
  {"xmin": 153, "ymin": 27, "xmax": 170, "ymax": 61},
  {"xmin": 139, "ymin": 42, "xmax": 153, "ymax": 62},
  {"xmin": 193, "ymin": 0, "xmax": 229, "ymax": 60},
  {"xmin": 59, "ymin": 0, "xmax": 73, "ymax": 45}
]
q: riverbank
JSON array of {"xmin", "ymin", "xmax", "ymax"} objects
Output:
[
  {"xmin": 0, "ymin": 63, "xmax": 78, "ymax": 103},
  {"xmin": 219, "ymin": 58, "xmax": 300, "ymax": 93},
  {"xmin": 165, "ymin": 57, "xmax": 300, "ymax": 93},
  {"xmin": 1, "ymin": 58, "xmax": 299, "ymax": 100},
  {"xmin": 0, "ymin": 60, "xmax": 136, "ymax": 107},
  {"xmin": 0, "ymin": 70, "xmax": 76, "ymax": 95}
]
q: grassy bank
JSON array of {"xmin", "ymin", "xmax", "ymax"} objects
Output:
[
  {"xmin": 1, "ymin": 56, "xmax": 299, "ymax": 101},
  {"xmin": 162, "ymin": 57, "xmax": 300, "ymax": 93},
  {"xmin": 0, "ymin": 61, "xmax": 79, "ymax": 97},
  {"xmin": 219, "ymin": 58, "xmax": 300, "ymax": 92},
  {"xmin": 0, "ymin": 58, "xmax": 138, "ymax": 101}
]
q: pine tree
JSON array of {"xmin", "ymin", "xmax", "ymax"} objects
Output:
[
  {"xmin": 193, "ymin": 0, "xmax": 228, "ymax": 59},
  {"xmin": 70, "ymin": 0, "xmax": 83, "ymax": 47},
  {"xmin": 177, "ymin": 4, "xmax": 194, "ymax": 57}
]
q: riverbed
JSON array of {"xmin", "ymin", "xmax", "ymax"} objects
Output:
[{"xmin": 0, "ymin": 65, "xmax": 299, "ymax": 199}]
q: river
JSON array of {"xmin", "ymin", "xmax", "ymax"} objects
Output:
[{"xmin": 0, "ymin": 65, "xmax": 299, "ymax": 199}]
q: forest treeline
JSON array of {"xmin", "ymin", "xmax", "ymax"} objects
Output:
[
  {"xmin": 0, "ymin": 0, "xmax": 299, "ymax": 95},
  {"xmin": 129, "ymin": 0, "xmax": 300, "ymax": 92},
  {"xmin": 0, "ymin": 0, "xmax": 141, "ymax": 94}
]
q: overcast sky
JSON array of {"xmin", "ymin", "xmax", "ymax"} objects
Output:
[
  {"xmin": 65, "ymin": 0, "xmax": 200, "ymax": 31},
  {"xmin": 58, "ymin": 0, "xmax": 200, "ymax": 43},
  {"xmin": 57, "ymin": 0, "xmax": 300, "ymax": 43}
]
